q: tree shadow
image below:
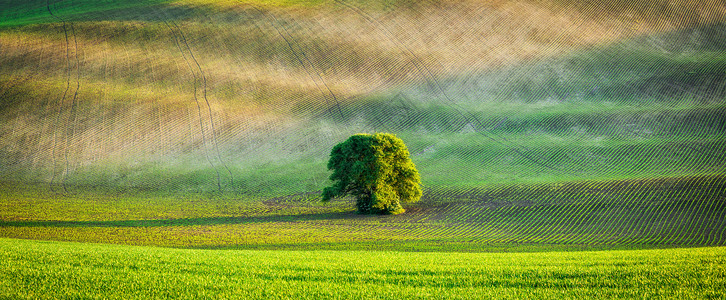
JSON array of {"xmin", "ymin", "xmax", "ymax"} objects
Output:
[{"xmin": 0, "ymin": 211, "xmax": 357, "ymax": 228}]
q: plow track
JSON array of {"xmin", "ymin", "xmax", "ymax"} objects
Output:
[{"xmin": 0, "ymin": 0, "xmax": 724, "ymax": 250}]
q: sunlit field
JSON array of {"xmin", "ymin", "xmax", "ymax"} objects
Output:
[
  {"xmin": 1, "ymin": 175, "xmax": 724, "ymax": 251},
  {"xmin": 1, "ymin": 0, "xmax": 725, "ymax": 298},
  {"xmin": 2, "ymin": 239, "xmax": 724, "ymax": 299}
]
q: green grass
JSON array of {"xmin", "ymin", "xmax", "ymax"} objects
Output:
[
  {"xmin": 0, "ymin": 0, "xmax": 170, "ymax": 27},
  {"xmin": 0, "ymin": 1, "xmax": 724, "ymax": 298},
  {"xmin": 1, "ymin": 175, "xmax": 723, "ymax": 251},
  {"xmin": 1, "ymin": 238, "xmax": 724, "ymax": 299},
  {"xmin": 0, "ymin": 0, "xmax": 460, "ymax": 28}
]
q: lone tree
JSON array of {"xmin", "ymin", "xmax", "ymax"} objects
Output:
[{"xmin": 322, "ymin": 133, "xmax": 422, "ymax": 214}]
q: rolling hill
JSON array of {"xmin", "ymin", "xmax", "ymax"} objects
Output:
[{"xmin": 0, "ymin": 0, "xmax": 725, "ymax": 250}]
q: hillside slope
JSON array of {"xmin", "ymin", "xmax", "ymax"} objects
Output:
[{"xmin": 0, "ymin": 0, "xmax": 724, "ymax": 196}]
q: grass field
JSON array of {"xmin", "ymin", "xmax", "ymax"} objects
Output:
[
  {"xmin": 1, "ymin": 238, "xmax": 724, "ymax": 299},
  {"xmin": 1, "ymin": 0, "xmax": 725, "ymax": 298},
  {"xmin": 1, "ymin": 175, "xmax": 723, "ymax": 251}
]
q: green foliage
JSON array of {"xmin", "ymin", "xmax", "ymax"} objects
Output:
[{"xmin": 322, "ymin": 133, "xmax": 421, "ymax": 214}]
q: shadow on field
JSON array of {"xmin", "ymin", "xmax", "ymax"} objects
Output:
[{"xmin": 0, "ymin": 211, "xmax": 356, "ymax": 228}]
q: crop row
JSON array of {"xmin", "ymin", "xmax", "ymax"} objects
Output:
[
  {"xmin": 1, "ymin": 2, "xmax": 724, "ymax": 196},
  {"xmin": 410, "ymin": 175, "xmax": 726, "ymax": 247},
  {"xmin": 0, "ymin": 175, "xmax": 722, "ymax": 251}
]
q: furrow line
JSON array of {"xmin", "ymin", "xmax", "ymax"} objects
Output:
[
  {"xmin": 171, "ymin": 19, "xmax": 235, "ymax": 189},
  {"xmin": 45, "ymin": 0, "xmax": 72, "ymax": 195},
  {"xmin": 160, "ymin": 16, "xmax": 222, "ymax": 192}
]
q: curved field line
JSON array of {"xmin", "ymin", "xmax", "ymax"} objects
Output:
[
  {"xmin": 472, "ymin": 205, "xmax": 510, "ymax": 240},
  {"xmin": 673, "ymin": 180, "xmax": 707, "ymax": 245},
  {"xmin": 551, "ymin": 187, "xmax": 597, "ymax": 244},
  {"xmin": 622, "ymin": 189, "xmax": 659, "ymax": 245},
  {"xmin": 502, "ymin": 187, "xmax": 555, "ymax": 242},
  {"xmin": 525, "ymin": 204, "xmax": 558, "ymax": 243},
  {"xmin": 171, "ymin": 19, "xmax": 235, "ymax": 188},
  {"xmin": 599, "ymin": 185, "xmax": 642, "ymax": 244},
  {"xmin": 662, "ymin": 186, "xmax": 699, "ymax": 245},
  {"xmin": 619, "ymin": 187, "xmax": 666, "ymax": 245},
  {"xmin": 677, "ymin": 185, "xmax": 710, "ymax": 245},
  {"xmin": 246, "ymin": 5, "xmax": 344, "ymax": 121},
  {"xmin": 519, "ymin": 194, "xmax": 556, "ymax": 243},
  {"xmin": 715, "ymin": 196, "xmax": 726, "ymax": 245},
  {"xmin": 332, "ymin": 0, "xmax": 575, "ymax": 177},
  {"xmin": 560, "ymin": 187, "xmax": 607, "ymax": 244},
  {"xmin": 584, "ymin": 187, "xmax": 623, "ymax": 244},
  {"xmin": 540, "ymin": 191, "xmax": 590, "ymax": 244},
  {"xmin": 501, "ymin": 203, "xmax": 534, "ymax": 243},
  {"xmin": 694, "ymin": 178, "xmax": 723, "ymax": 245},
  {"xmin": 45, "ymin": 0, "xmax": 73, "ymax": 195},
  {"xmin": 695, "ymin": 193, "xmax": 719, "ymax": 245},
  {"xmin": 60, "ymin": 20, "xmax": 81, "ymax": 195},
  {"xmin": 543, "ymin": 193, "xmax": 586, "ymax": 244},
  {"xmin": 688, "ymin": 180, "xmax": 724, "ymax": 245},
  {"xmin": 549, "ymin": 196, "xmax": 588, "ymax": 244},
  {"xmin": 470, "ymin": 206, "xmax": 503, "ymax": 239},
  {"xmin": 554, "ymin": 188, "xmax": 601, "ymax": 245},
  {"xmin": 492, "ymin": 205, "xmax": 516, "ymax": 242},
  {"xmin": 518, "ymin": 201, "xmax": 555, "ymax": 243},
  {"xmin": 580, "ymin": 189, "xmax": 624, "ymax": 245},
  {"xmin": 649, "ymin": 186, "xmax": 683, "ymax": 245},
  {"xmin": 212, "ymin": 4, "xmax": 357, "ymax": 179},
  {"xmin": 509, "ymin": 199, "xmax": 543, "ymax": 243},
  {"xmin": 641, "ymin": 188, "xmax": 671, "ymax": 245},
  {"xmin": 640, "ymin": 180, "xmax": 671, "ymax": 245},
  {"xmin": 160, "ymin": 16, "xmax": 222, "ymax": 192},
  {"xmin": 495, "ymin": 204, "xmax": 527, "ymax": 242},
  {"xmin": 661, "ymin": 188, "xmax": 694, "ymax": 245}
]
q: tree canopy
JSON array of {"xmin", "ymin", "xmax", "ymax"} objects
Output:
[{"xmin": 322, "ymin": 133, "xmax": 422, "ymax": 214}]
